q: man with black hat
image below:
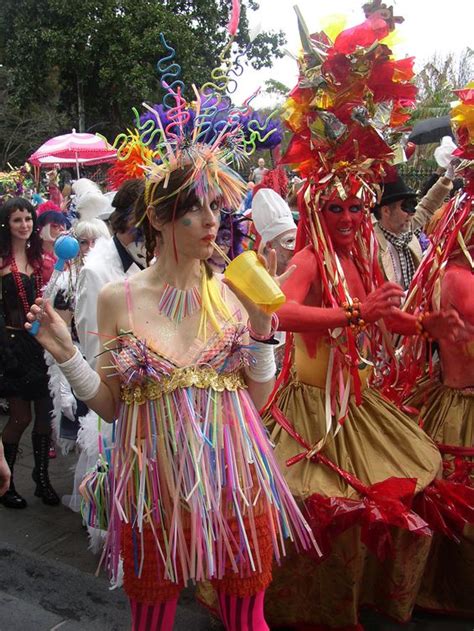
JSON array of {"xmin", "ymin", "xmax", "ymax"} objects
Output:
[{"xmin": 373, "ymin": 172, "xmax": 453, "ymax": 289}]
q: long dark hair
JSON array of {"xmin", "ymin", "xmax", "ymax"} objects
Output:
[{"xmin": 0, "ymin": 197, "xmax": 44, "ymax": 269}]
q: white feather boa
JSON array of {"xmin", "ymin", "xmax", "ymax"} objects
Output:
[
  {"xmin": 45, "ymin": 348, "xmax": 78, "ymax": 455},
  {"xmin": 63, "ymin": 408, "xmax": 115, "ymax": 555}
]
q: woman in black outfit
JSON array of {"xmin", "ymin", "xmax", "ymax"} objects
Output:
[{"xmin": 0, "ymin": 197, "xmax": 59, "ymax": 508}]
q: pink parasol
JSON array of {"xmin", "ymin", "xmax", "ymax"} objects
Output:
[{"xmin": 28, "ymin": 129, "xmax": 117, "ymax": 177}]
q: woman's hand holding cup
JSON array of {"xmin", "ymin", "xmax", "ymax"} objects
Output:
[{"xmin": 224, "ymin": 243, "xmax": 295, "ymax": 335}]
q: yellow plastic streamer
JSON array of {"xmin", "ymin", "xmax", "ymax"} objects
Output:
[{"xmin": 198, "ymin": 271, "xmax": 235, "ymax": 340}]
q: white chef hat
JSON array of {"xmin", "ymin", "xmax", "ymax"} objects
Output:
[{"xmin": 251, "ymin": 188, "xmax": 297, "ymax": 245}]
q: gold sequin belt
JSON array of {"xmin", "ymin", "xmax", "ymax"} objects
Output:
[{"xmin": 120, "ymin": 366, "xmax": 246, "ymax": 405}]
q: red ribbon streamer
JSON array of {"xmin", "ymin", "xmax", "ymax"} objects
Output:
[
  {"xmin": 271, "ymin": 404, "xmax": 431, "ymax": 561},
  {"xmin": 415, "ymin": 479, "xmax": 474, "ymax": 543}
]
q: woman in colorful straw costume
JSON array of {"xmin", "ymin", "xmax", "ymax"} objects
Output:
[
  {"xmin": 24, "ymin": 79, "xmax": 317, "ymax": 631},
  {"xmin": 253, "ymin": 4, "xmax": 468, "ymax": 630},
  {"xmin": 390, "ymin": 82, "xmax": 474, "ymax": 617}
]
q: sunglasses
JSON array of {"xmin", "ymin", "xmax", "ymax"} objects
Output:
[{"xmin": 400, "ymin": 199, "xmax": 416, "ymax": 213}]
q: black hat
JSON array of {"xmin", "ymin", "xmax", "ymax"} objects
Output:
[{"xmin": 379, "ymin": 174, "xmax": 417, "ymax": 207}]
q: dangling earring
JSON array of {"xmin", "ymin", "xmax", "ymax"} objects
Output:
[{"xmin": 26, "ymin": 239, "xmax": 31, "ymax": 249}]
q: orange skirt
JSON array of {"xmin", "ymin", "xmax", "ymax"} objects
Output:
[{"xmin": 122, "ymin": 512, "xmax": 274, "ymax": 604}]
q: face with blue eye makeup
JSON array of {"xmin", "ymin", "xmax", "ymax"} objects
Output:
[
  {"xmin": 321, "ymin": 195, "xmax": 364, "ymax": 253},
  {"xmin": 149, "ymin": 191, "xmax": 222, "ymax": 262}
]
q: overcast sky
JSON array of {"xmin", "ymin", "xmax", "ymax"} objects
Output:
[{"xmin": 234, "ymin": 0, "xmax": 473, "ymax": 105}]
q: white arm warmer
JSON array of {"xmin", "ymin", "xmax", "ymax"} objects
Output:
[
  {"xmin": 245, "ymin": 341, "xmax": 277, "ymax": 383},
  {"xmin": 58, "ymin": 348, "xmax": 101, "ymax": 401}
]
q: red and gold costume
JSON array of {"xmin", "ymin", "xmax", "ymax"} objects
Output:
[
  {"xmin": 262, "ymin": 254, "xmax": 441, "ymax": 628},
  {"xmin": 389, "ymin": 82, "xmax": 474, "ymax": 616},
  {"xmin": 255, "ymin": 4, "xmax": 446, "ymax": 628}
]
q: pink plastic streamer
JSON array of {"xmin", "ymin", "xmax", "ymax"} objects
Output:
[{"xmin": 227, "ymin": 0, "xmax": 241, "ymax": 36}]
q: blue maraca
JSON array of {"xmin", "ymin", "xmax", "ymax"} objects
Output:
[
  {"xmin": 29, "ymin": 234, "xmax": 80, "ymax": 336},
  {"xmin": 51, "ymin": 234, "xmax": 80, "ymax": 271}
]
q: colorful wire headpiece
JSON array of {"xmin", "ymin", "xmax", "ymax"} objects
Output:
[{"xmin": 106, "ymin": 10, "xmax": 283, "ymax": 214}]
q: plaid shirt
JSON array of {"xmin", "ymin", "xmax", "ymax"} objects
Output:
[{"xmin": 379, "ymin": 226, "xmax": 417, "ymax": 290}]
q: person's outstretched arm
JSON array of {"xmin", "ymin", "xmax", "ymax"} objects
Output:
[
  {"xmin": 26, "ymin": 283, "xmax": 122, "ymax": 422},
  {"xmin": 278, "ymin": 248, "xmax": 405, "ymax": 333},
  {"xmin": 412, "ymin": 175, "xmax": 453, "ymax": 232}
]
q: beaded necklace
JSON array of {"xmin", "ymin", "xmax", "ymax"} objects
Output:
[
  {"xmin": 157, "ymin": 282, "xmax": 202, "ymax": 324},
  {"xmin": 9, "ymin": 258, "xmax": 43, "ymax": 318}
]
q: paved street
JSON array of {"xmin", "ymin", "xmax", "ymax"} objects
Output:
[
  {"xmin": 0, "ymin": 416, "xmax": 215, "ymax": 631},
  {"xmin": 0, "ymin": 416, "xmax": 473, "ymax": 630}
]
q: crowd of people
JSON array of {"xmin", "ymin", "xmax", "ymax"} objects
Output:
[{"xmin": 0, "ymin": 2, "xmax": 473, "ymax": 630}]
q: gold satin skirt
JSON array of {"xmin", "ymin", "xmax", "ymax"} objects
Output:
[
  {"xmin": 267, "ymin": 379, "xmax": 441, "ymax": 500},
  {"xmin": 262, "ymin": 380, "xmax": 441, "ymax": 628},
  {"xmin": 407, "ymin": 378, "xmax": 474, "ymax": 616}
]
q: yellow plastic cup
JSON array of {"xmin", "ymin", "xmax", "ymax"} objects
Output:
[{"xmin": 224, "ymin": 250, "xmax": 286, "ymax": 313}]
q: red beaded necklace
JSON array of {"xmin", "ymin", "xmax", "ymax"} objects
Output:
[{"xmin": 9, "ymin": 258, "xmax": 43, "ymax": 318}]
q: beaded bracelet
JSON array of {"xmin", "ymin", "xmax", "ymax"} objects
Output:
[
  {"xmin": 342, "ymin": 298, "xmax": 367, "ymax": 333},
  {"xmin": 248, "ymin": 313, "xmax": 279, "ymax": 343},
  {"xmin": 415, "ymin": 313, "xmax": 433, "ymax": 341}
]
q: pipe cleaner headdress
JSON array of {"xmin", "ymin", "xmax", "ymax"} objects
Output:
[
  {"xmin": 106, "ymin": 12, "xmax": 283, "ymax": 213},
  {"xmin": 104, "ymin": 2, "xmax": 282, "ymax": 339},
  {"xmin": 384, "ymin": 82, "xmax": 474, "ymax": 405}
]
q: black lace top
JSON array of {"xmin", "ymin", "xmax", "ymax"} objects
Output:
[{"xmin": 0, "ymin": 272, "xmax": 37, "ymax": 328}]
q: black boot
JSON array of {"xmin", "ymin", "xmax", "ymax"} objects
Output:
[
  {"xmin": 0, "ymin": 443, "xmax": 27, "ymax": 509},
  {"xmin": 31, "ymin": 433, "xmax": 60, "ymax": 506}
]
